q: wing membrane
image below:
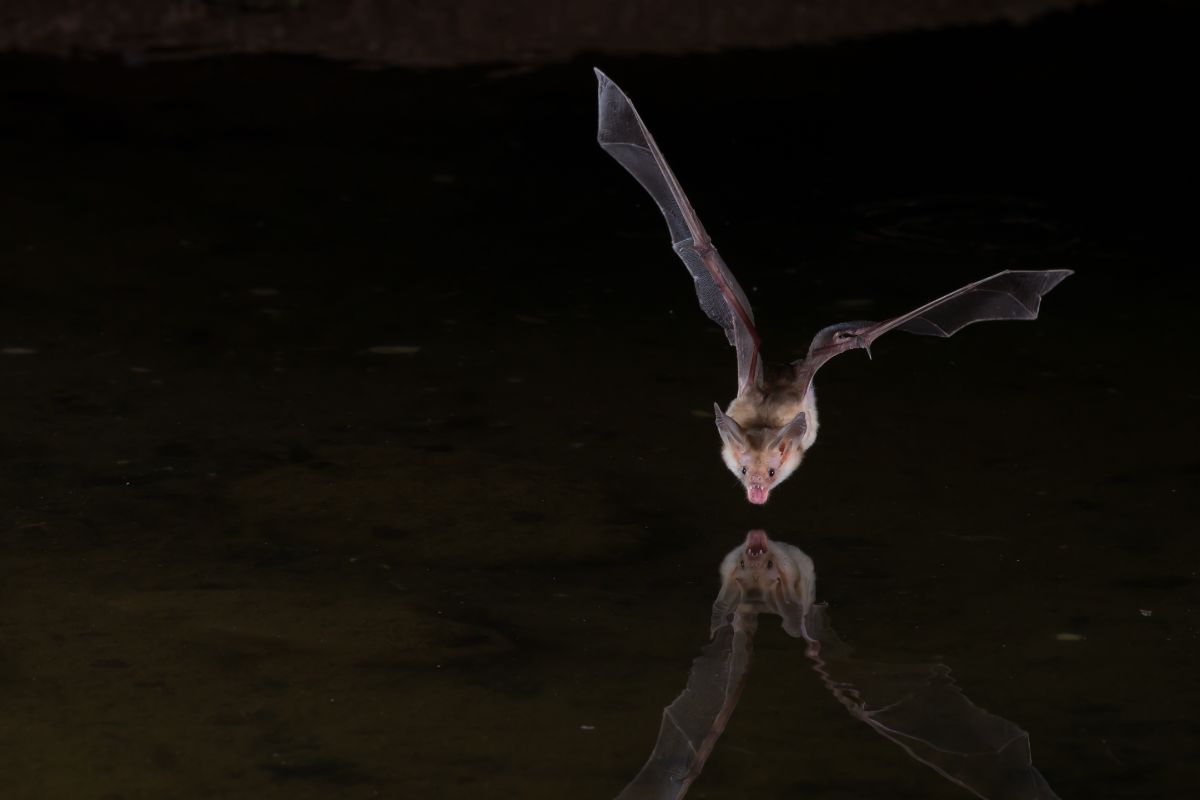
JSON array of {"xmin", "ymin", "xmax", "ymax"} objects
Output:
[
  {"xmin": 802, "ymin": 605, "xmax": 1062, "ymax": 800},
  {"xmin": 596, "ymin": 69, "xmax": 762, "ymax": 395},
  {"xmin": 795, "ymin": 269, "xmax": 1072, "ymax": 397},
  {"xmin": 615, "ymin": 614, "xmax": 757, "ymax": 800}
]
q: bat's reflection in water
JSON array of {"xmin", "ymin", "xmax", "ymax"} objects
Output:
[{"xmin": 616, "ymin": 531, "xmax": 1060, "ymax": 800}]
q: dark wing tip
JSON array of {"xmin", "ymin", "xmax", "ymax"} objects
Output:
[
  {"xmin": 975, "ymin": 268, "xmax": 1074, "ymax": 313},
  {"xmin": 594, "ymin": 69, "xmax": 611, "ymax": 144},
  {"xmin": 1010, "ymin": 268, "xmax": 1074, "ymax": 312},
  {"xmin": 1005, "ymin": 267, "xmax": 1074, "ymax": 281},
  {"xmin": 983, "ymin": 268, "xmax": 1073, "ymax": 284},
  {"xmin": 595, "ymin": 69, "xmax": 631, "ymax": 146},
  {"xmin": 1041, "ymin": 268, "xmax": 1073, "ymax": 293}
]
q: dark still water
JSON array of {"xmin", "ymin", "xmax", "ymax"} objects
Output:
[{"xmin": 0, "ymin": 13, "xmax": 1196, "ymax": 800}]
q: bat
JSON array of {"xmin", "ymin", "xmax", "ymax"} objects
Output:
[
  {"xmin": 615, "ymin": 531, "xmax": 1061, "ymax": 800},
  {"xmin": 595, "ymin": 69, "xmax": 1072, "ymax": 504}
]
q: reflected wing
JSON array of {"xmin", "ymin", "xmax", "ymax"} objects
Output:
[
  {"xmin": 596, "ymin": 69, "xmax": 762, "ymax": 396},
  {"xmin": 616, "ymin": 614, "xmax": 757, "ymax": 800},
  {"xmin": 793, "ymin": 269, "xmax": 1072, "ymax": 398},
  {"xmin": 709, "ymin": 575, "xmax": 744, "ymax": 637},
  {"xmin": 801, "ymin": 605, "xmax": 1062, "ymax": 800}
]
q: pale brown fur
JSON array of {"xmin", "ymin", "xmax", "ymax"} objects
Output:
[
  {"xmin": 718, "ymin": 374, "xmax": 819, "ymax": 504},
  {"xmin": 712, "ymin": 531, "xmax": 815, "ymax": 635}
]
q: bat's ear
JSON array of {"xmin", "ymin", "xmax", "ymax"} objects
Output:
[
  {"xmin": 769, "ymin": 412, "xmax": 807, "ymax": 455},
  {"xmin": 713, "ymin": 403, "xmax": 747, "ymax": 450}
]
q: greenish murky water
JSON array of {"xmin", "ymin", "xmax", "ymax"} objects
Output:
[{"xmin": 1, "ymin": 19, "xmax": 1197, "ymax": 798}]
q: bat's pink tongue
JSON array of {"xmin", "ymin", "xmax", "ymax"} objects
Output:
[
  {"xmin": 746, "ymin": 530, "xmax": 768, "ymax": 555},
  {"xmin": 747, "ymin": 485, "xmax": 768, "ymax": 505}
]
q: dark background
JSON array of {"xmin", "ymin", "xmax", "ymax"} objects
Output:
[{"xmin": 1, "ymin": 1, "xmax": 1197, "ymax": 798}]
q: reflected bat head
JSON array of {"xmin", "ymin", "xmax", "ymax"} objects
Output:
[
  {"xmin": 715, "ymin": 407, "xmax": 808, "ymax": 505},
  {"xmin": 730, "ymin": 530, "xmax": 779, "ymax": 594},
  {"xmin": 717, "ymin": 530, "xmax": 816, "ymax": 623}
]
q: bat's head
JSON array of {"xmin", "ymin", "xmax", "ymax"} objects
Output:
[
  {"xmin": 724, "ymin": 530, "xmax": 781, "ymax": 589},
  {"xmin": 714, "ymin": 406, "xmax": 808, "ymax": 505},
  {"xmin": 712, "ymin": 530, "xmax": 815, "ymax": 635}
]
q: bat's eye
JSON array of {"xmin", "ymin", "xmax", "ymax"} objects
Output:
[
  {"xmin": 739, "ymin": 559, "xmax": 745, "ymax": 569},
  {"xmin": 767, "ymin": 560, "xmax": 773, "ymax": 569},
  {"xmin": 768, "ymin": 468, "xmax": 776, "ymax": 478},
  {"xmin": 740, "ymin": 466, "xmax": 747, "ymax": 475}
]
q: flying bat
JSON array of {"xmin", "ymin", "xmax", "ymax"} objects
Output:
[{"xmin": 595, "ymin": 69, "xmax": 1072, "ymax": 504}]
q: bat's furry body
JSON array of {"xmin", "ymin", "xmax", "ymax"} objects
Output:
[
  {"xmin": 595, "ymin": 69, "xmax": 1071, "ymax": 505},
  {"xmin": 719, "ymin": 380, "xmax": 818, "ymax": 505},
  {"xmin": 713, "ymin": 530, "xmax": 814, "ymax": 637}
]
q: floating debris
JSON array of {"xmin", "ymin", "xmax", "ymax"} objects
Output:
[
  {"xmin": 249, "ymin": 287, "xmax": 279, "ymax": 297},
  {"xmin": 2, "ymin": 347, "xmax": 37, "ymax": 355},
  {"xmin": 1055, "ymin": 633, "xmax": 1086, "ymax": 642},
  {"xmin": 1139, "ymin": 609, "xmax": 1153, "ymax": 617},
  {"xmin": 366, "ymin": 345, "xmax": 421, "ymax": 355},
  {"xmin": 834, "ymin": 297, "xmax": 876, "ymax": 310},
  {"xmin": 942, "ymin": 532, "xmax": 1007, "ymax": 542}
]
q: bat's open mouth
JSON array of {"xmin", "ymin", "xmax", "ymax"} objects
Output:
[
  {"xmin": 747, "ymin": 484, "xmax": 768, "ymax": 505},
  {"xmin": 745, "ymin": 530, "xmax": 769, "ymax": 556}
]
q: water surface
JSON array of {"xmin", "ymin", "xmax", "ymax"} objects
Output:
[{"xmin": 0, "ymin": 18, "xmax": 1197, "ymax": 798}]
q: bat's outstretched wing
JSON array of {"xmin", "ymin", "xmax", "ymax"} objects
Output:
[
  {"xmin": 793, "ymin": 269, "xmax": 1073, "ymax": 398},
  {"xmin": 595, "ymin": 69, "xmax": 762, "ymax": 396},
  {"xmin": 801, "ymin": 605, "xmax": 1062, "ymax": 800},
  {"xmin": 615, "ymin": 614, "xmax": 757, "ymax": 800}
]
